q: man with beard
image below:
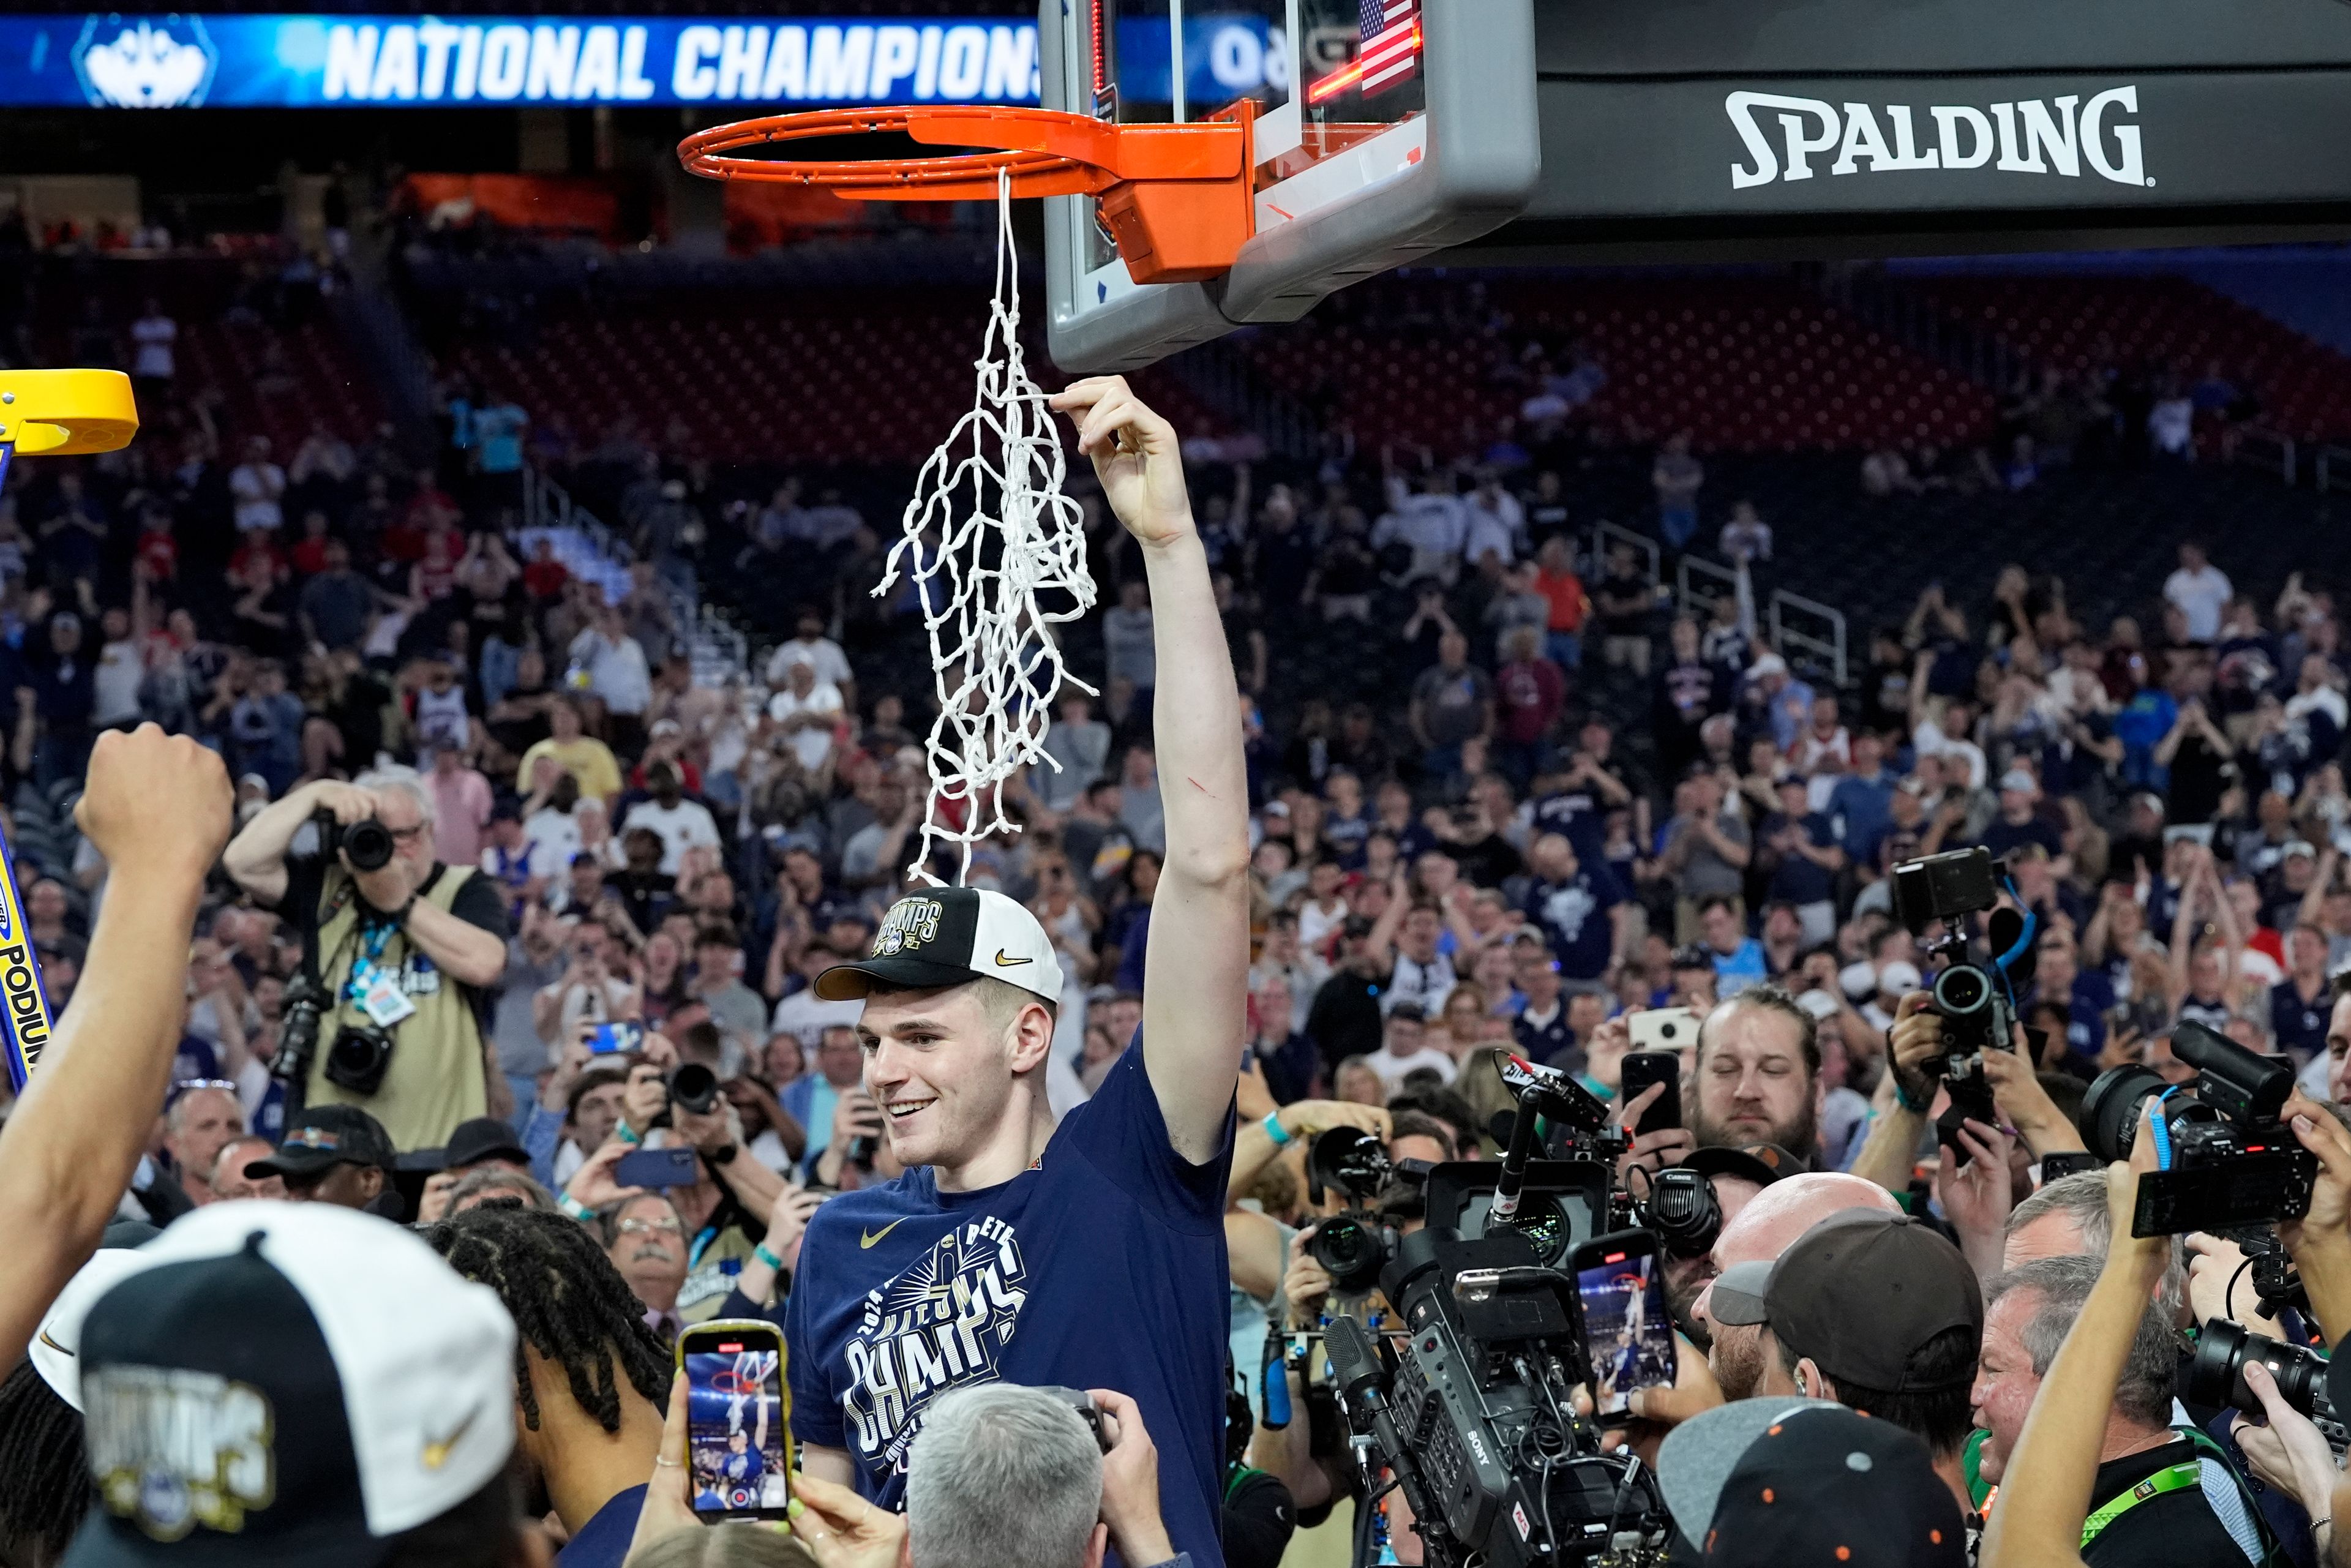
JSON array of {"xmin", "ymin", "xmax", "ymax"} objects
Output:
[
  {"xmin": 1689, "ymin": 987, "xmax": 1823, "ymax": 1162},
  {"xmin": 425, "ymin": 1204, "xmax": 670, "ymax": 1568},
  {"xmin": 1687, "ymin": 1172, "xmax": 1899, "ymax": 1401},
  {"xmin": 600, "ymin": 1191, "xmax": 690, "ymax": 1341}
]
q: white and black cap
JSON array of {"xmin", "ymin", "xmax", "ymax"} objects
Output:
[
  {"xmin": 57, "ymin": 1201, "xmax": 517, "ymax": 1567},
  {"xmin": 814, "ymin": 886, "xmax": 1060, "ymax": 1004}
]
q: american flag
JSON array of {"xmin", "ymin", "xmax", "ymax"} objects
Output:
[{"xmin": 1355, "ymin": 0, "xmax": 1420, "ymax": 96}]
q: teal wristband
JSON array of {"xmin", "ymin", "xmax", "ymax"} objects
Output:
[
  {"xmin": 754, "ymin": 1244, "xmax": 786, "ymax": 1272},
  {"xmin": 614, "ymin": 1123, "xmax": 642, "ymax": 1146},
  {"xmin": 1892, "ymin": 1075, "xmax": 1931, "ymax": 1115},
  {"xmin": 558, "ymin": 1193, "xmax": 596, "ymax": 1223},
  {"xmin": 1262, "ymin": 1112, "xmax": 1292, "ymax": 1147}
]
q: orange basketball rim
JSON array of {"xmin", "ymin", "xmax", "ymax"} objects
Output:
[{"xmin": 677, "ymin": 101, "xmax": 1254, "ymax": 285}]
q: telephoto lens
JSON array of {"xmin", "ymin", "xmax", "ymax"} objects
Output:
[
  {"xmin": 669, "ymin": 1063, "xmax": 722, "ymax": 1116},
  {"xmin": 2188, "ymin": 1319, "xmax": 2347, "ymax": 1454}
]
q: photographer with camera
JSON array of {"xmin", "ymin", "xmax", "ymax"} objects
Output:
[
  {"xmin": 1245, "ymin": 1114, "xmax": 1455, "ymax": 1547},
  {"xmin": 567, "ymin": 1051, "xmax": 790, "ymax": 1324},
  {"xmin": 1978, "ymin": 1105, "xmax": 2278, "ymax": 1568},
  {"xmin": 223, "ymin": 768, "xmax": 511, "ymax": 1151}
]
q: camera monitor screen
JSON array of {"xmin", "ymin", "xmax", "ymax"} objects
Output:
[
  {"xmin": 686, "ymin": 1342, "xmax": 789, "ymax": 1515},
  {"xmin": 1576, "ymin": 1242, "xmax": 1674, "ymax": 1418}
]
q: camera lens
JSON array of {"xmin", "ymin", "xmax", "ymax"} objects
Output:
[
  {"xmin": 1934, "ymin": 964, "xmax": 1990, "ymax": 1015},
  {"xmin": 670, "ymin": 1063, "xmax": 722, "ymax": 1116},
  {"xmin": 1309, "ymin": 1214, "xmax": 1389, "ymax": 1294},
  {"xmin": 343, "ymin": 819, "xmax": 396, "ymax": 872},
  {"xmin": 2189, "ymin": 1318, "xmax": 2334, "ymax": 1425},
  {"xmin": 323, "ymin": 1022, "xmax": 394, "ymax": 1095},
  {"xmin": 2082, "ymin": 1063, "xmax": 2168, "ymax": 1163}
]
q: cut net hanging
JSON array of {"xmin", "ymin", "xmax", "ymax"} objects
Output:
[{"xmin": 871, "ymin": 172, "xmax": 1098, "ymax": 887}]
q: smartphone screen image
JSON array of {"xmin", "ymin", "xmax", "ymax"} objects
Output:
[
  {"xmin": 1573, "ymin": 1235, "xmax": 1675, "ymax": 1419},
  {"xmin": 683, "ymin": 1329, "xmax": 790, "ymax": 1517}
]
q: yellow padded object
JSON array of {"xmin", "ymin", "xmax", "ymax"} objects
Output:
[{"xmin": 0, "ymin": 369, "xmax": 138, "ymax": 456}]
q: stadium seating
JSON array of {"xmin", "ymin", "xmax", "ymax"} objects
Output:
[
  {"xmin": 430, "ymin": 286, "xmax": 1224, "ymax": 464},
  {"xmin": 23, "ymin": 256, "xmax": 380, "ymax": 453},
  {"xmin": 1241, "ymin": 274, "xmax": 1997, "ymax": 456},
  {"xmin": 1913, "ymin": 274, "xmax": 2351, "ymax": 442}
]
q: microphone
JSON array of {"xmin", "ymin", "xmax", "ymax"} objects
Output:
[{"xmin": 1489, "ymin": 1058, "xmax": 1545, "ymax": 1221}]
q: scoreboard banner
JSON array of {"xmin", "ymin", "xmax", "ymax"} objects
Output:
[{"xmin": 0, "ymin": 10, "xmax": 1282, "ymax": 108}]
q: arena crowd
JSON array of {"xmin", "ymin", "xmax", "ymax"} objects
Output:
[{"xmin": 1, "ymin": 266, "xmax": 2350, "ymax": 1568}]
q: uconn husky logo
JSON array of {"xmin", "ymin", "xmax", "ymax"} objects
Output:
[
  {"xmin": 73, "ymin": 15, "xmax": 219, "ymax": 108},
  {"xmin": 1726, "ymin": 85, "xmax": 2148, "ymax": 190}
]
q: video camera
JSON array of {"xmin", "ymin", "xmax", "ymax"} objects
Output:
[
  {"xmin": 1315, "ymin": 1053, "xmax": 1671, "ymax": 1567},
  {"xmin": 2082, "ymin": 1019, "xmax": 2317, "ymax": 1236},
  {"xmin": 1891, "ymin": 846, "xmax": 2036, "ymax": 1162},
  {"xmin": 1304, "ymin": 1127, "xmax": 1429, "ymax": 1294}
]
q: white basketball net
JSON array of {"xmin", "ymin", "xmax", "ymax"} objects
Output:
[{"xmin": 871, "ymin": 171, "xmax": 1098, "ymax": 887}]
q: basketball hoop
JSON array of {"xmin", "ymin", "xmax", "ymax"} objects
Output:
[
  {"xmin": 677, "ymin": 103, "xmax": 1253, "ymax": 285},
  {"xmin": 677, "ymin": 105, "xmax": 1249, "ymax": 888}
]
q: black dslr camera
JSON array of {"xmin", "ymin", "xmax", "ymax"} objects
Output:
[
  {"xmin": 1892, "ymin": 846, "xmax": 2034, "ymax": 1162},
  {"xmin": 2187, "ymin": 1319, "xmax": 2347, "ymax": 1455},
  {"xmin": 315, "ymin": 807, "xmax": 398, "ymax": 873},
  {"xmin": 2083, "ymin": 1019, "xmax": 2317, "ymax": 1236},
  {"xmin": 1305, "ymin": 1127, "xmax": 1417, "ymax": 1294}
]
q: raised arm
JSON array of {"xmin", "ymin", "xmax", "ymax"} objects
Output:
[
  {"xmin": 0, "ymin": 728, "xmax": 231, "ymax": 1365},
  {"xmin": 1980, "ymin": 1112, "xmax": 2167, "ymax": 1568},
  {"xmin": 1054, "ymin": 377, "xmax": 1251, "ymax": 1165}
]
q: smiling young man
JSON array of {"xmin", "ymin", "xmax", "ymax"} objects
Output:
[{"xmin": 784, "ymin": 377, "xmax": 1250, "ymax": 1568}]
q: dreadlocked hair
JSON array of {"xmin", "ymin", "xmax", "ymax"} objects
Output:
[
  {"xmin": 424, "ymin": 1206, "xmax": 672, "ymax": 1435},
  {"xmin": 0, "ymin": 1356, "xmax": 90, "ymax": 1568}
]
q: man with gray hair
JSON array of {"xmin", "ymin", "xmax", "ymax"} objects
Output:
[
  {"xmin": 787, "ymin": 1382, "xmax": 1185, "ymax": 1568},
  {"xmin": 2001, "ymin": 1170, "xmax": 2189, "ymax": 1319},
  {"xmin": 223, "ymin": 766, "xmax": 512, "ymax": 1150},
  {"xmin": 1971, "ymin": 1255, "xmax": 2266, "ymax": 1566}
]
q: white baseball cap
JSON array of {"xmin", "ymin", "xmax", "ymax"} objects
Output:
[
  {"xmin": 29, "ymin": 1247, "xmax": 151, "ymax": 1411},
  {"xmin": 57, "ymin": 1201, "xmax": 517, "ymax": 1566},
  {"xmin": 814, "ymin": 885, "xmax": 1062, "ymax": 1003}
]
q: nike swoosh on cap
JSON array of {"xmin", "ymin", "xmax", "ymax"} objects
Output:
[
  {"xmin": 994, "ymin": 950, "xmax": 1033, "ymax": 967},
  {"xmin": 861, "ymin": 1217, "xmax": 910, "ymax": 1249},
  {"xmin": 422, "ymin": 1406, "xmax": 479, "ymax": 1471}
]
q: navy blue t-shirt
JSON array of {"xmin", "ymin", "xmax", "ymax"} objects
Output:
[
  {"xmin": 1521, "ymin": 870, "xmax": 1623, "ymax": 981},
  {"xmin": 786, "ymin": 1038, "xmax": 1235, "ymax": 1567}
]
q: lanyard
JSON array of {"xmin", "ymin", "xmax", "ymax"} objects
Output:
[
  {"xmin": 2078, "ymin": 1461, "xmax": 2200, "ymax": 1548},
  {"xmin": 345, "ymin": 917, "xmax": 398, "ymax": 1002}
]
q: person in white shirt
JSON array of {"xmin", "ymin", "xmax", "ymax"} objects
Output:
[
  {"xmin": 228, "ymin": 437, "xmax": 286, "ymax": 535},
  {"xmin": 765, "ymin": 657, "xmax": 845, "ymax": 771},
  {"xmin": 1373, "ymin": 470, "xmax": 1469, "ymax": 586},
  {"xmin": 1462, "ymin": 473, "xmax": 1525, "ymax": 571},
  {"xmin": 1719, "ymin": 500, "xmax": 1774, "ymax": 565},
  {"xmin": 1360, "ymin": 1003, "xmax": 1457, "ymax": 1090},
  {"xmin": 618, "ymin": 761, "xmax": 721, "ymax": 875},
  {"xmin": 92, "ymin": 605, "xmax": 144, "ymax": 729},
  {"xmin": 567, "ymin": 604, "xmax": 652, "ymax": 719},
  {"xmin": 522, "ymin": 763, "xmax": 587, "ymax": 869},
  {"xmin": 761, "ymin": 607, "xmax": 856, "ymax": 707},
  {"xmin": 2162, "ymin": 540, "xmax": 2233, "ymax": 643},
  {"xmin": 130, "ymin": 298, "xmax": 176, "ymax": 386}
]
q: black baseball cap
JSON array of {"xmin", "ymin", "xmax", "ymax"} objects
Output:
[
  {"xmin": 245, "ymin": 1106, "xmax": 398, "ymax": 1182},
  {"xmin": 1659, "ymin": 1400, "xmax": 1966, "ymax": 1567},
  {"xmin": 813, "ymin": 887, "xmax": 1059, "ymax": 1003},
  {"xmin": 1761, "ymin": 1211, "xmax": 1982, "ymax": 1392},
  {"xmin": 434, "ymin": 1117, "xmax": 530, "ymax": 1173},
  {"xmin": 58, "ymin": 1203, "xmax": 517, "ymax": 1568},
  {"xmin": 1684, "ymin": 1142, "xmax": 1807, "ymax": 1190}
]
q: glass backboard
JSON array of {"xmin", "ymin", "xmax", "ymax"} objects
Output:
[{"xmin": 1041, "ymin": 0, "xmax": 1538, "ymax": 371}]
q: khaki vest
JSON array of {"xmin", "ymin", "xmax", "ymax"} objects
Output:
[{"xmin": 306, "ymin": 864, "xmax": 487, "ymax": 1150}]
